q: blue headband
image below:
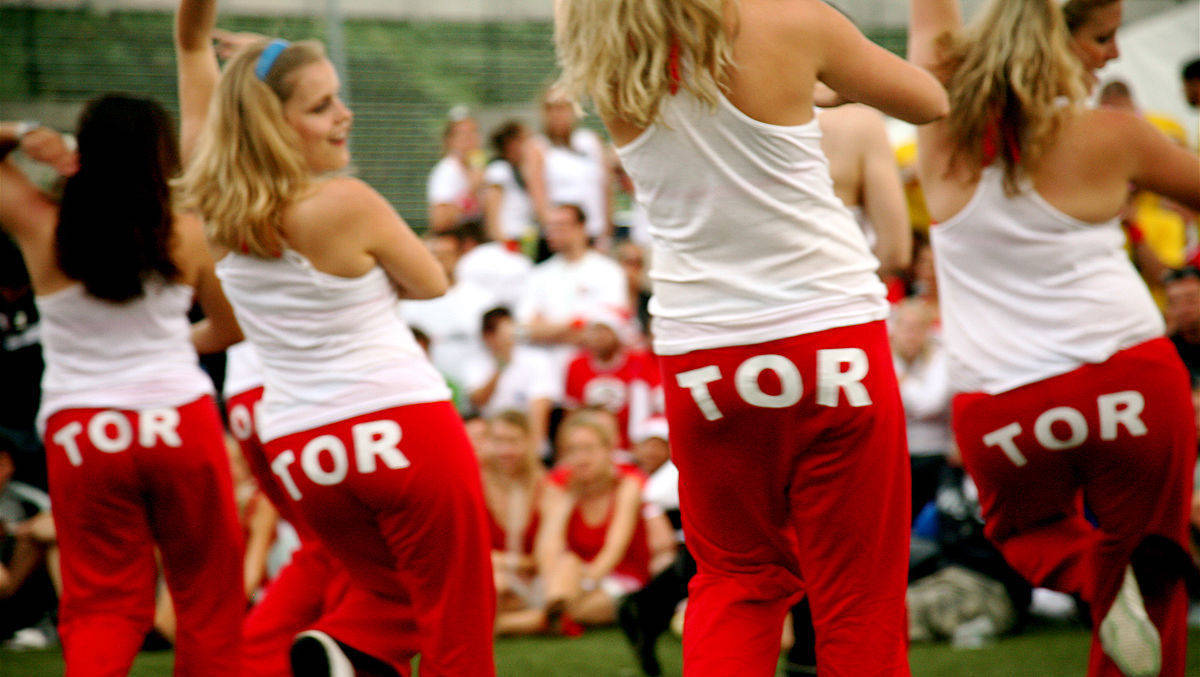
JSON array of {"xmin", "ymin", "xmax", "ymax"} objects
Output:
[{"xmin": 255, "ymin": 39, "xmax": 290, "ymax": 81}]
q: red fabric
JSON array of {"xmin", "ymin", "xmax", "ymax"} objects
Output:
[
  {"xmin": 487, "ymin": 506, "xmax": 540, "ymax": 555},
  {"xmin": 953, "ymin": 337, "xmax": 1195, "ymax": 677},
  {"xmin": 44, "ymin": 396, "xmax": 243, "ymax": 677},
  {"xmin": 564, "ymin": 492, "xmax": 653, "ymax": 587},
  {"xmin": 263, "ymin": 401, "xmax": 495, "ymax": 677},
  {"xmin": 230, "ymin": 386, "xmax": 421, "ymax": 675},
  {"xmin": 668, "ymin": 41, "xmax": 682, "ymax": 95},
  {"xmin": 659, "ymin": 321, "xmax": 911, "ymax": 677},
  {"xmin": 564, "ymin": 348, "xmax": 658, "ymax": 449}
]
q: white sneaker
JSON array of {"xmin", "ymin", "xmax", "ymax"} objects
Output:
[
  {"xmin": 1099, "ymin": 567, "xmax": 1161, "ymax": 677},
  {"xmin": 291, "ymin": 630, "xmax": 355, "ymax": 677}
]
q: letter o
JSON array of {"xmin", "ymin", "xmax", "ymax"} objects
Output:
[
  {"xmin": 1033, "ymin": 407, "xmax": 1088, "ymax": 451},
  {"xmin": 735, "ymin": 354, "xmax": 803, "ymax": 409},
  {"xmin": 301, "ymin": 435, "xmax": 349, "ymax": 486}
]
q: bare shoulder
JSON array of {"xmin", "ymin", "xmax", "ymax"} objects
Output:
[{"xmin": 288, "ymin": 176, "xmax": 395, "ymax": 236}]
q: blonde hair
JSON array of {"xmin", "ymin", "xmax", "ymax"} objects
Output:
[
  {"xmin": 174, "ymin": 40, "xmax": 325, "ymax": 257},
  {"xmin": 938, "ymin": 0, "xmax": 1087, "ymax": 193},
  {"xmin": 557, "ymin": 409, "xmax": 616, "ymax": 454},
  {"xmin": 554, "ymin": 0, "xmax": 735, "ymax": 128}
]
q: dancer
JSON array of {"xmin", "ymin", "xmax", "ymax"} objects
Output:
[
  {"xmin": 556, "ymin": 1, "xmax": 947, "ymax": 674},
  {"xmin": 0, "ymin": 102, "xmax": 244, "ymax": 675},
  {"xmin": 909, "ymin": 0, "xmax": 1200, "ymax": 675},
  {"xmin": 174, "ymin": 0, "xmax": 495, "ymax": 674}
]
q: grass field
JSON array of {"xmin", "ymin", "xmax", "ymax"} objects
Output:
[{"xmin": 2, "ymin": 625, "xmax": 1198, "ymax": 676}]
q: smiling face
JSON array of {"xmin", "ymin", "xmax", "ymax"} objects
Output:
[
  {"xmin": 1068, "ymin": 1, "xmax": 1122, "ymax": 82},
  {"xmin": 281, "ymin": 59, "xmax": 353, "ymax": 175}
]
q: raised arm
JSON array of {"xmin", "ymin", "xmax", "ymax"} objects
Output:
[
  {"xmin": 858, "ymin": 114, "xmax": 912, "ymax": 275},
  {"xmin": 175, "ymin": 0, "xmax": 220, "ymax": 163},
  {"xmin": 907, "ymin": 0, "xmax": 962, "ymax": 77},
  {"xmin": 813, "ymin": 1, "xmax": 948, "ymax": 125},
  {"xmin": 1125, "ymin": 115, "xmax": 1200, "ymax": 212}
]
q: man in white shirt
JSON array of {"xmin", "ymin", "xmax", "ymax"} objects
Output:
[
  {"xmin": 453, "ymin": 218, "xmax": 533, "ymax": 312},
  {"xmin": 515, "ymin": 204, "xmax": 628, "ymax": 376},
  {"xmin": 466, "ymin": 307, "xmax": 559, "ymax": 457},
  {"xmin": 402, "ymin": 230, "xmax": 496, "ymax": 406}
]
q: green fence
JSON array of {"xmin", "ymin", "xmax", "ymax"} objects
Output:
[
  {"xmin": 1, "ymin": 7, "xmax": 906, "ymax": 230},
  {"xmin": 0, "ymin": 7, "xmax": 560, "ymax": 230}
]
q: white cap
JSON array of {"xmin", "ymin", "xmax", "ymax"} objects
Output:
[{"xmin": 631, "ymin": 416, "xmax": 669, "ymax": 444}]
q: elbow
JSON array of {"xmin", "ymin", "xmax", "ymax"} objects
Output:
[{"xmin": 920, "ymin": 89, "xmax": 951, "ymax": 125}]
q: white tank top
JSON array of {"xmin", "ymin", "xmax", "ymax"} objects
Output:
[
  {"xmin": 36, "ymin": 280, "xmax": 214, "ymax": 432},
  {"xmin": 931, "ymin": 166, "xmax": 1164, "ymax": 395},
  {"xmin": 223, "ymin": 341, "xmax": 264, "ymax": 399},
  {"xmin": 615, "ymin": 91, "xmax": 888, "ymax": 355},
  {"xmin": 216, "ymin": 251, "xmax": 451, "ymax": 442}
]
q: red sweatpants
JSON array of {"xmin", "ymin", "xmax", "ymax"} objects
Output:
[
  {"xmin": 43, "ymin": 395, "xmax": 243, "ymax": 677},
  {"xmin": 660, "ymin": 321, "xmax": 911, "ymax": 677},
  {"xmin": 954, "ymin": 337, "xmax": 1195, "ymax": 677},
  {"xmin": 262, "ymin": 401, "xmax": 496, "ymax": 677},
  {"xmin": 228, "ymin": 387, "xmax": 420, "ymax": 676}
]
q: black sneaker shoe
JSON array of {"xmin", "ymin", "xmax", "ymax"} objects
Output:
[
  {"xmin": 291, "ymin": 630, "xmax": 355, "ymax": 677},
  {"xmin": 618, "ymin": 594, "xmax": 662, "ymax": 676}
]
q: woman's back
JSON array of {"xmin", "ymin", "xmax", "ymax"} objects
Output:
[
  {"xmin": 215, "ymin": 249, "xmax": 448, "ymax": 443},
  {"xmin": 617, "ymin": 90, "xmax": 887, "ymax": 355}
]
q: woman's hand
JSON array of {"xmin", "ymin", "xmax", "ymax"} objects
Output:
[{"xmin": 21, "ymin": 127, "xmax": 78, "ymax": 177}]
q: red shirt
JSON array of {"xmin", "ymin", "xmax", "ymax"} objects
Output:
[{"xmin": 563, "ymin": 349, "xmax": 659, "ymax": 449}]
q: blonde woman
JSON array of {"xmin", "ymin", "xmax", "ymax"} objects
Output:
[
  {"xmin": 909, "ymin": 1, "xmax": 1200, "ymax": 676},
  {"xmin": 556, "ymin": 1, "xmax": 946, "ymax": 674},
  {"xmin": 534, "ymin": 411, "xmax": 675, "ymax": 633},
  {"xmin": 480, "ymin": 411, "xmax": 547, "ymax": 634},
  {"xmin": 173, "ymin": 0, "xmax": 495, "ymax": 674}
]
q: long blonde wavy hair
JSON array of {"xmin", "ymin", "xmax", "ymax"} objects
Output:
[
  {"xmin": 174, "ymin": 40, "xmax": 325, "ymax": 257},
  {"xmin": 938, "ymin": 0, "xmax": 1088, "ymax": 193},
  {"xmin": 554, "ymin": 0, "xmax": 735, "ymax": 128},
  {"xmin": 1061, "ymin": 0, "xmax": 1120, "ymax": 33}
]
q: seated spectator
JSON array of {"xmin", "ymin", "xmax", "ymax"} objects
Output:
[
  {"xmin": 468, "ymin": 307, "xmax": 559, "ymax": 456},
  {"xmin": 615, "ymin": 240, "xmax": 652, "ymax": 339},
  {"xmin": 535, "ymin": 411, "xmax": 674, "ymax": 633},
  {"xmin": 617, "ymin": 417, "xmax": 691, "ymax": 677},
  {"xmin": 427, "ymin": 106, "xmax": 483, "ymax": 233},
  {"xmin": 563, "ymin": 306, "xmax": 657, "ymax": 451},
  {"xmin": 482, "ymin": 412, "xmax": 547, "ymax": 636},
  {"xmin": 454, "ymin": 218, "xmax": 532, "ymax": 312},
  {"xmin": 0, "ymin": 447, "xmax": 56, "ymax": 647},
  {"xmin": 402, "ymin": 229, "xmax": 497, "ymax": 411},
  {"xmin": 483, "ymin": 122, "xmax": 538, "ymax": 248},
  {"xmin": 1165, "ymin": 266, "xmax": 1200, "ymax": 379},
  {"xmin": 890, "ymin": 299, "xmax": 952, "ymax": 519},
  {"xmin": 516, "ymin": 203, "xmax": 628, "ymax": 377}
]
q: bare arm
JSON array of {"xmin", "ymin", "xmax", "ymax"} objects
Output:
[
  {"xmin": 1127, "ymin": 116, "xmax": 1200, "ymax": 212},
  {"xmin": 815, "ymin": 2, "xmax": 948, "ymax": 125},
  {"xmin": 175, "ymin": 0, "xmax": 221, "ymax": 163},
  {"xmin": 534, "ymin": 482, "xmax": 574, "ymax": 574},
  {"xmin": 522, "ymin": 142, "xmax": 554, "ymax": 226},
  {"xmin": 583, "ymin": 476, "xmax": 641, "ymax": 581},
  {"xmin": 0, "ymin": 159, "xmax": 57, "ymax": 246},
  {"xmin": 859, "ymin": 115, "xmax": 912, "ymax": 275},
  {"xmin": 180, "ymin": 214, "xmax": 244, "ymax": 353},
  {"xmin": 483, "ymin": 184, "xmax": 505, "ymax": 242},
  {"xmin": 644, "ymin": 511, "xmax": 677, "ymax": 574},
  {"xmin": 907, "ymin": 0, "xmax": 961, "ymax": 76},
  {"xmin": 326, "ymin": 178, "xmax": 448, "ymax": 299},
  {"xmin": 241, "ymin": 495, "xmax": 278, "ymax": 598}
]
